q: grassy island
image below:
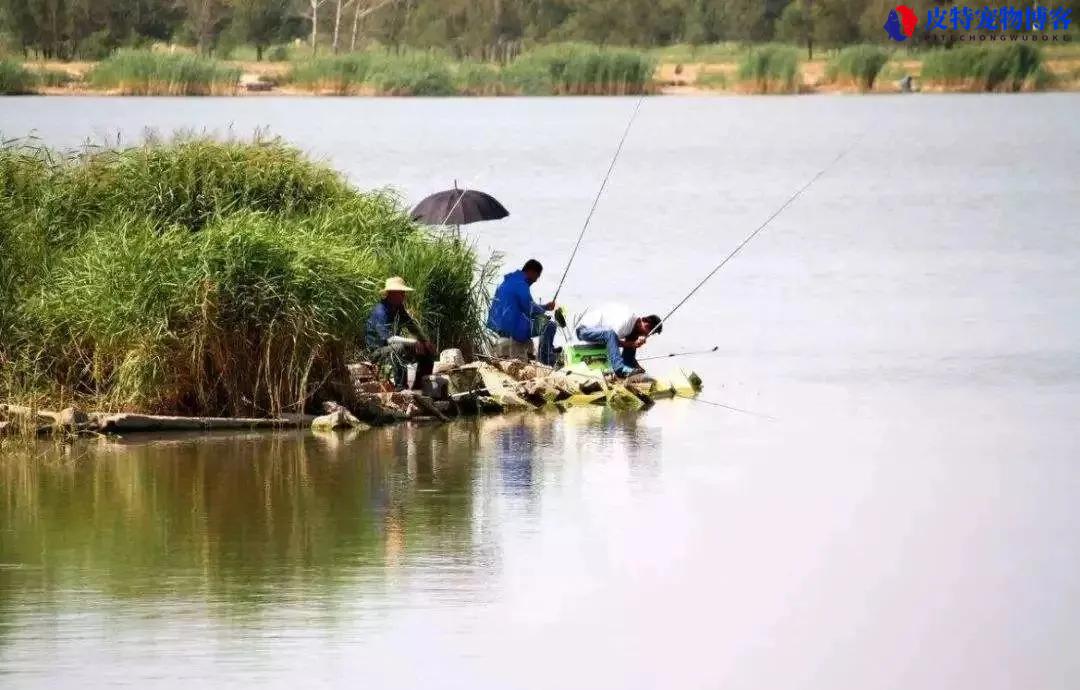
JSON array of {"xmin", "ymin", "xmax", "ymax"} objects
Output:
[{"xmin": 0, "ymin": 137, "xmax": 488, "ymax": 417}]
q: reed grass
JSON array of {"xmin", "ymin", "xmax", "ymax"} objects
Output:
[
  {"xmin": 920, "ymin": 44, "xmax": 1046, "ymax": 92},
  {"xmin": 453, "ymin": 62, "xmax": 508, "ymax": 96},
  {"xmin": 0, "ymin": 59, "xmax": 36, "ymax": 94},
  {"xmin": 287, "ymin": 50, "xmax": 455, "ymax": 95},
  {"xmin": 286, "ymin": 45, "xmax": 652, "ymax": 96},
  {"xmin": 736, "ymin": 43, "xmax": 800, "ymax": 93},
  {"xmin": 288, "ymin": 53, "xmax": 376, "ymax": 94},
  {"xmin": 0, "ymin": 136, "xmax": 491, "ymax": 416},
  {"xmin": 825, "ymin": 45, "xmax": 890, "ymax": 91},
  {"xmin": 504, "ymin": 43, "xmax": 655, "ymax": 95},
  {"xmin": 33, "ymin": 67, "xmax": 77, "ymax": 87},
  {"xmin": 366, "ymin": 50, "xmax": 455, "ymax": 96},
  {"xmin": 88, "ymin": 49, "xmax": 241, "ymax": 95}
]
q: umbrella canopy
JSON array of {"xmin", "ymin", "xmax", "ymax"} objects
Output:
[{"xmin": 410, "ymin": 188, "xmax": 509, "ymax": 226}]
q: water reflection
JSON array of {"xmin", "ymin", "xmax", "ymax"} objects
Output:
[
  {"xmin": 0, "ymin": 425, "xmax": 485, "ymax": 613},
  {"xmin": 0, "ymin": 407, "xmax": 658, "ymax": 615}
]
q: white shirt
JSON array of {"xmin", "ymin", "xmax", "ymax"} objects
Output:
[{"xmin": 575, "ymin": 304, "xmax": 637, "ymax": 339}]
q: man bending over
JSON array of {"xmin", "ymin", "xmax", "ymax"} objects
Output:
[{"xmin": 574, "ymin": 304, "xmax": 662, "ymax": 378}]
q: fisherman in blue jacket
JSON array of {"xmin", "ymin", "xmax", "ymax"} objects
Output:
[{"xmin": 487, "ymin": 259, "xmax": 557, "ymax": 365}]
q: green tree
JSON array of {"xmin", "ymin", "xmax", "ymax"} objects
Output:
[{"xmin": 229, "ymin": 0, "xmax": 288, "ymax": 59}]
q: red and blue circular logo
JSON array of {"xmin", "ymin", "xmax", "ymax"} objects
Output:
[{"xmin": 884, "ymin": 5, "xmax": 918, "ymax": 41}]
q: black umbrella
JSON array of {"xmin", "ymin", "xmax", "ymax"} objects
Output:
[{"xmin": 410, "ymin": 186, "xmax": 509, "ymax": 226}]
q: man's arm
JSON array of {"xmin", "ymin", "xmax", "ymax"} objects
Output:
[
  {"xmin": 401, "ymin": 309, "xmax": 433, "ymax": 345},
  {"xmin": 520, "ymin": 284, "xmax": 548, "ymax": 317}
]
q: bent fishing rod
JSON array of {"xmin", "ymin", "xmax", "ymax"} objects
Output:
[
  {"xmin": 651, "ymin": 135, "xmax": 864, "ymax": 335},
  {"xmin": 551, "ymin": 95, "xmax": 646, "ymax": 303}
]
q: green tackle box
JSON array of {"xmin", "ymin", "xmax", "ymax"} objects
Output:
[{"xmin": 563, "ymin": 343, "xmax": 610, "ymax": 371}]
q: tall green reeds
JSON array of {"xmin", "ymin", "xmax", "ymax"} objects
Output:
[
  {"xmin": 0, "ymin": 59, "xmax": 36, "ymax": 94},
  {"xmin": 366, "ymin": 50, "xmax": 455, "ymax": 96},
  {"xmin": 285, "ymin": 45, "xmax": 653, "ymax": 96},
  {"xmin": 88, "ymin": 49, "xmax": 241, "ymax": 95},
  {"xmin": 504, "ymin": 43, "xmax": 655, "ymax": 95},
  {"xmin": 737, "ymin": 43, "xmax": 800, "ymax": 94},
  {"xmin": 287, "ymin": 50, "xmax": 455, "ymax": 95},
  {"xmin": 288, "ymin": 52, "xmax": 376, "ymax": 94},
  {"xmin": 921, "ymin": 44, "xmax": 1047, "ymax": 92},
  {"xmin": 826, "ymin": 45, "xmax": 890, "ymax": 91},
  {"xmin": 0, "ymin": 137, "xmax": 490, "ymax": 416}
]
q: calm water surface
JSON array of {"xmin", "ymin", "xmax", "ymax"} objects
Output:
[{"xmin": 1, "ymin": 95, "xmax": 1079, "ymax": 689}]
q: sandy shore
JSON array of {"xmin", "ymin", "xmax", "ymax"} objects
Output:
[{"xmin": 18, "ymin": 57, "xmax": 1080, "ymax": 96}]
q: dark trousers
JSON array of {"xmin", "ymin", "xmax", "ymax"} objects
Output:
[{"xmin": 375, "ymin": 345, "xmax": 435, "ymax": 391}]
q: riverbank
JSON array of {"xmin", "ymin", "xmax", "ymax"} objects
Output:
[
  {"xmin": 6, "ymin": 43, "xmax": 1080, "ymax": 96},
  {"xmin": 0, "ymin": 356, "xmax": 703, "ymax": 438}
]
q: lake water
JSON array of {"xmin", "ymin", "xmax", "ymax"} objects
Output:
[{"xmin": 1, "ymin": 94, "xmax": 1079, "ymax": 689}]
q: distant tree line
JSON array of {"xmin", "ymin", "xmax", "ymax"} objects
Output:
[{"xmin": 1, "ymin": 0, "xmax": 1077, "ymax": 60}]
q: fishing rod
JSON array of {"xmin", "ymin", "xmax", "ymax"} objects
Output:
[
  {"xmin": 639, "ymin": 345, "xmax": 719, "ymax": 362},
  {"xmin": 439, "ymin": 178, "xmax": 475, "ymax": 227},
  {"xmin": 652, "ymin": 135, "xmax": 863, "ymax": 334},
  {"xmin": 551, "ymin": 95, "xmax": 646, "ymax": 303}
]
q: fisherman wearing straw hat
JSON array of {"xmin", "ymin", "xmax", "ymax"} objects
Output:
[{"xmin": 365, "ymin": 276, "xmax": 436, "ymax": 390}]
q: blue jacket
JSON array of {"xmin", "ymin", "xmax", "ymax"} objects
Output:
[
  {"xmin": 365, "ymin": 299, "xmax": 422, "ymax": 350},
  {"xmin": 487, "ymin": 270, "xmax": 545, "ymax": 342}
]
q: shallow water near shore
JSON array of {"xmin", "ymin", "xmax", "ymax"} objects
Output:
[{"xmin": 2, "ymin": 94, "xmax": 1080, "ymax": 688}]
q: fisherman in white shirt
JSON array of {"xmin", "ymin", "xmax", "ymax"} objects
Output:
[{"xmin": 574, "ymin": 303, "xmax": 662, "ymax": 378}]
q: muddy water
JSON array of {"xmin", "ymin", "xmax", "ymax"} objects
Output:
[{"xmin": 1, "ymin": 94, "xmax": 1079, "ymax": 688}]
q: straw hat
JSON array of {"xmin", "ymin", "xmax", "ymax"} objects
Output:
[{"xmin": 382, "ymin": 276, "xmax": 414, "ymax": 294}]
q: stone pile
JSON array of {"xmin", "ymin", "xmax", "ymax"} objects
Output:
[{"xmin": 0, "ymin": 351, "xmax": 702, "ymax": 437}]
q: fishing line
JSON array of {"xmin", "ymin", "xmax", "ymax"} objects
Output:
[
  {"xmin": 653, "ymin": 134, "xmax": 864, "ymax": 333},
  {"xmin": 552, "ymin": 95, "xmax": 646, "ymax": 303},
  {"xmin": 437, "ymin": 173, "xmax": 489, "ymax": 228},
  {"xmin": 439, "ymin": 181, "xmax": 472, "ymax": 226},
  {"xmin": 639, "ymin": 345, "xmax": 719, "ymax": 362},
  {"xmin": 675, "ymin": 394, "xmax": 777, "ymax": 421}
]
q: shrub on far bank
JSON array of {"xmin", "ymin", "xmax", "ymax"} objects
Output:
[
  {"xmin": 288, "ymin": 53, "xmax": 375, "ymax": 94},
  {"xmin": 287, "ymin": 50, "xmax": 454, "ymax": 95},
  {"xmin": 366, "ymin": 50, "xmax": 455, "ymax": 96},
  {"xmin": 829, "ymin": 45, "xmax": 887, "ymax": 86},
  {"xmin": 454, "ymin": 62, "xmax": 507, "ymax": 96},
  {"xmin": 0, "ymin": 59, "xmax": 36, "ymax": 94},
  {"xmin": 920, "ymin": 44, "xmax": 1046, "ymax": 92},
  {"xmin": 504, "ymin": 43, "xmax": 655, "ymax": 95},
  {"xmin": 88, "ymin": 49, "xmax": 241, "ymax": 95},
  {"xmin": 826, "ymin": 45, "xmax": 890, "ymax": 91},
  {"xmin": 737, "ymin": 43, "xmax": 800, "ymax": 93},
  {"xmin": 33, "ymin": 67, "xmax": 77, "ymax": 88}
]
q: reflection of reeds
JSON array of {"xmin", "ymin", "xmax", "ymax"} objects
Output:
[
  {"xmin": 0, "ymin": 136, "xmax": 490, "ymax": 416},
  {"xmin": 0, "ymin": 427, "xmax": 484, "ymax": 610},
  {"xmin": 87, "ymin": 50, "xmax": 241, "ymax": 95}
]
